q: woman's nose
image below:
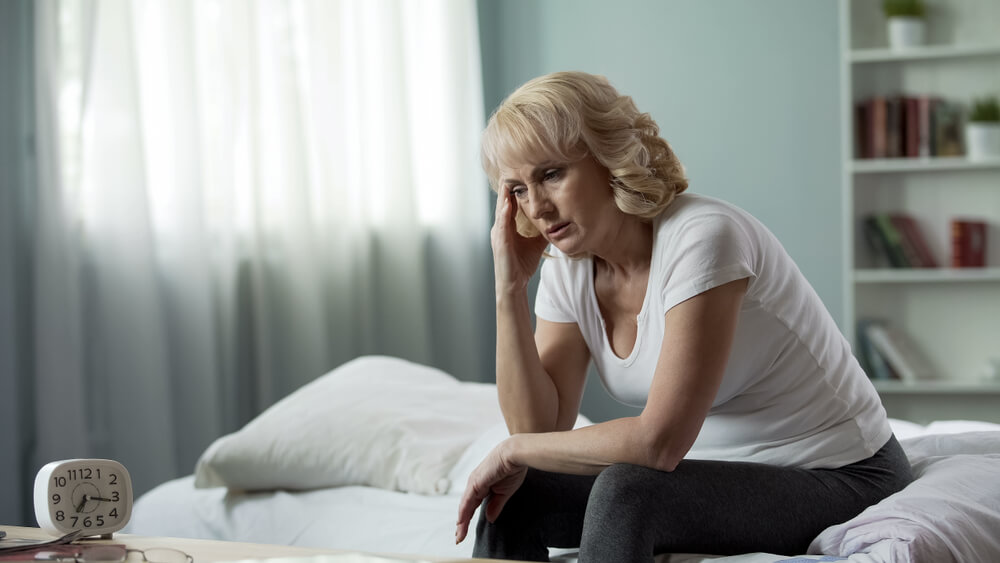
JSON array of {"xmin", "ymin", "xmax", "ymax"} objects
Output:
[{"xmin": 527, "ymin": 189, "xmax": 554, "ymax": 219}]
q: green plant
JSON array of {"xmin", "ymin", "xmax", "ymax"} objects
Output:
[
  {"xmin": 969, "ymin": 97, "xmax": 1000, "ymax": 123},
  {"xmin": 882, "ymin": 0, "xmax": 925, "ymax": 18}
]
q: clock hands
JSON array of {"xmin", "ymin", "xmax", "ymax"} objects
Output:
[
  {"xmin": 75, "ymin": 493, "xmax": 113, "ymax": 513},
  {"xmin": 76, "ymin": 494, "xmax": 89, "ymax": 513}
]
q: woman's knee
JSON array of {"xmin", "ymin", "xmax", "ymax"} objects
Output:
[
  {"xmin": 581, "ymin": 464, "xmax": 663, "ymax": 561},
  {"xmin": 587, "ymin": 463, "xmax": 659, "ymax": 524},
  {"xmin": 474, "ymin": 468, "xmax": 591, "ymax": 561}
]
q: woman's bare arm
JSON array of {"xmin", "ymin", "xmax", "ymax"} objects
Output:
[
  {"xmin": 500, "ymin": 276, "xmax": 748, "ymax": 473},
  {"xmin": 495, "ymin": 294, "xmax": 590, "ymax": 433},
  {"xmin": 457, "ymin": 277, "xmax": 748, "ymax": 541}
]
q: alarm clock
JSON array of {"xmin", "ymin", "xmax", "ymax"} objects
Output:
[{"xmin": 34, "ymin": 459, "xmax": 133, "ymax": 538}]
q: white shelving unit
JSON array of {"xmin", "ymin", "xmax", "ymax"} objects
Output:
[{"xmin": 840, "ymin": 1, "xmax": 1000, "ymax": 422}]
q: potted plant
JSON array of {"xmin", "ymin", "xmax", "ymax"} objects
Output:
[
  {"xmin": 966, "ymin": 96, "xmax": 1000, "ymax": 161},
  {"xmin": 883, "ymin": 0, "xmax": 926, "ymax": 50}
]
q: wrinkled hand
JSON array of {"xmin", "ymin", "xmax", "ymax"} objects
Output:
[
  {"xmin": 491, "ymin": 190, "xmax": 548, "ymax": 298},
  {"xmin": 455, "ymin": 439, "xmax": 528, "ymax": 545}
]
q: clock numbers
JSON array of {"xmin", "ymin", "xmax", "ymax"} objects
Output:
[
  {"xmin": 36, "ymin": 459, "xmax": 132, "ymax": 535},
  {"xmin": 67, "ymin": 514, "xmax": 111, "ymax": 528},
  {"xmin": 50, "ymin": 464, "xmax": 122, "ymax": 522},
  {"xmin": 64, "ymin": 468, "xmax": 99, "ymax": 481}
]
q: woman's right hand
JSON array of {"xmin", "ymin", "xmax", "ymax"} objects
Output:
[{"xmin": 491, "ymin": 189, "xmax": 549, "ymax": 299}]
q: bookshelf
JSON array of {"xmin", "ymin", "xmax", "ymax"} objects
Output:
[
  {"xmin": 840, "ymin": 0, "xmax": 1000, "ymax": 422},
  {"xmin": 850, "ymin": 43, "xmax": 1000, "ymax": 64},
  {"xmin": 851, "ymin": 156, "xmax": 1000, "ymax": 173}
]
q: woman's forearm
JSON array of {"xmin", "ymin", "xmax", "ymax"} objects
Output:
[
  {"xmin": 503, "ymin": 416, "xmax": 688, "ymax": 475},
  {"xmin": 495, "ymin": 289, "xmax": 560, "ymax": 434}
]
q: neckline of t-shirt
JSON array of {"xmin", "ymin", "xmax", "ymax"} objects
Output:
[{"xmin": 587, "ymin": 217, "xmax": 661, "ymax": 365}]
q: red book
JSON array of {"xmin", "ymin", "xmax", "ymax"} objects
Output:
[
  {"xmin": 870, "ymin": 97, "xmax": 887, "ymax": 159},
  {"xmin": 886, "ymin": 96, "xmax": 903, "ymax": 158},
  {"xmin": 891, "ymin": 214, "xmax": 938, "ymax": 268},
  {"xmin": 904, "ymin": 97, "xmax": 920, "ymax": 158},
  {"xmin": 855, "ymin": 101, "xmax": 871, "ymax": 159},
  {"xmin": 951, "ymin": 220, "xmax": 987, "ymax": 268},
  {"xmin": 917, "ymin": 96, "xmax": 936, "ymax": 157}
]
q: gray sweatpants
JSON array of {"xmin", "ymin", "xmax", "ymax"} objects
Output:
[{"xmin": 473, "ymin": 435, "xmax": 913, "ymax": 562}]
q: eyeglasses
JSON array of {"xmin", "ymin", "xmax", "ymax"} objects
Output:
[
  {"xmin": 125, "ymin": 548, "xmax": 192, "ymax": 563},
  {"xmin": 29, "ymin": 545, "xmax": 192, "ymax": 563}
]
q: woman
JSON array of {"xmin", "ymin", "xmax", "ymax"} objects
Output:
[{"xmin": 454, "ymin": 71, "xmax": 912, "ymax": 562}]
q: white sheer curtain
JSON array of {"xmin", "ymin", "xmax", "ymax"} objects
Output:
[{"xmin": 31, "ymin": 0, "xmax": 491, "ymax": 500}]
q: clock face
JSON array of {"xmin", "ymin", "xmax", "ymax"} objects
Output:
[{"xmin": 34, "ymin": 459, "xmax": 133, "ymax": 536}]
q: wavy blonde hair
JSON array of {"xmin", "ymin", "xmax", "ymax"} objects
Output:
[{"xmin": 482, "ymin": 71, "xmax": 689, "ymax": 237}]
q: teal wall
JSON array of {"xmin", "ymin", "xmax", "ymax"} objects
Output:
[
  {"xmin": 479, "ymin": 0, "xmax": 844, "ymax": 420},
  {"xmin": 0, "ymin": 0, "xmax": 36, "ymax": 525}
]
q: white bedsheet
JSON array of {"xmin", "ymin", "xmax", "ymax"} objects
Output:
[
  {"xmin": 126, "ymin": 419, "xmax": 1000, "ymax": 563},
  {"xmin": 126, "ymin": 475, "xmax": 470, "ymax": 559}
]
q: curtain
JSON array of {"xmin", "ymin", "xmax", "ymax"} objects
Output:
[{"xmin": 19, "ymin": 0, "xmax": 491, "ymax": 520}]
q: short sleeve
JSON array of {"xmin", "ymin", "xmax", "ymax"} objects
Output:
[
  {"xmin": 534, "ymin": 254, "xmax": 578, "ymax": 323},
  {"xmin": 659, "ymin": 213, "xmax": 756, "ymax": 312}
]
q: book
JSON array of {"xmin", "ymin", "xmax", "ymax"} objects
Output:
[
  {"xmin": 904, "ymin": 96, "xmax": 919, "ymax": 158},
  {"xmin": 855, "ymin": 95, "xmax": 968, "ymax": 159},
  {"xmin": 886, "ymin": 96, "xmax": 902, "ymax": 158},
  {"xmin": 870, "ymin": 96, "xmax": 887, "ymax": 159},
  {"xmin": 890, "ymin": 214, "xmax": 938, "ymax": 268},
  {"xmin": 861, "ymin": 216, "xmax": 892, "ymax": 268},
  {"xmin": 889, "ymin": 215, "xmax": 923, "ymax": 267},
  {"xmin": 855, "ymin": 319, "xmax": 894, "ymax": 380},
  {"xmin": 917, "ymin": 96, "xmax": 937, "ymax": 157},
  {"xmin": 934, "ymin": 101, "xmax": 964, "ymax": 157},
  {"xmin": 866, "ymin": 214, "xmax": 910, "ymax": 267},
  {"xmin": 854, "ymin": 101, "xmax": 870, "ymax": 159},
  {"xmin": 951, "ymin": 219, "xmax": 988, "ymax": 268},
  {"xmin": 864, "ymin": 324, "xmax": 936, "ymax": 382},
  {"xmin": 0, "ymin": 531, "xmax": 81, "ymax": 555},
  {"xmin": 0, "ymin": 544, "xmax": 128, "ymax": 562}
]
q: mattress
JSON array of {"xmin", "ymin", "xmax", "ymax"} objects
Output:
[{"xmin": 127, "ymin": 476, "xmax": 467, "ymax": 559}]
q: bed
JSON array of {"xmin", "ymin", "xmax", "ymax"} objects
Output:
[{"xmin": 125, "ymin": 356, "xmax": 1000, "ymax": 562}]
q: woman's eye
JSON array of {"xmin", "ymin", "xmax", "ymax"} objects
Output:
[
  {"xmin": 543, "ymin": 169, "xmax": 561, "ymax": 182},
  {"xmin": 511, "ymin": 187, "xmax": 528, "ymax": 199}
]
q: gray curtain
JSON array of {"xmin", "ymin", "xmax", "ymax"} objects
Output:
[{"xmin": 0, "ymin": 0, "xmax": 495, "ymax": 526}]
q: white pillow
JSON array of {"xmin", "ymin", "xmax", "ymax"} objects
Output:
[
  {"xmin": 809, "ymin": 431, "xmax": 1000, "ymax": 562},
  {"xmin": 194, "ymin": 355, "xmax": 505, "ymax": 495},
  {"xmin": 446, "ymin": 415, "xmax": 593, "ymax": 495}
]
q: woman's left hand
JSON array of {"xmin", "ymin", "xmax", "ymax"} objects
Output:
[{"xmin": 455, "ymin": 438, "xmax": 527, "ymax": 544}]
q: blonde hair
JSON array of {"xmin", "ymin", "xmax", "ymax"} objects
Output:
[{"xmin": 481, "ymin": 71, "xmax": 689, "ymax": 237}]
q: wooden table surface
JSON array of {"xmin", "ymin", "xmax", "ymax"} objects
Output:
[{"xmin": 0, "ymin": 526, "xmax": 523, "ymax": 563}]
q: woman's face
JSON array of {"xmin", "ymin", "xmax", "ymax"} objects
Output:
[{"xmin": 499, "ymin": 153, "xmax": 620, "ymax": 256}]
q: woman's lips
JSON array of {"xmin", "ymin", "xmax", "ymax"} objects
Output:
[{"xmin": 546, "ymin": 223, "xmax": 570, "ymax": 239}]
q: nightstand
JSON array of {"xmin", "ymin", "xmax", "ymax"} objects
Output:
[{"xmin": 0, "ymin": 526, "xmax": 517, "ymax": 563}]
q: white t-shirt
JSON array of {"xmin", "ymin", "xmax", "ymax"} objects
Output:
[{"xmin": 534, "ymin": 193, "xmax": 892, "ymax": 469}]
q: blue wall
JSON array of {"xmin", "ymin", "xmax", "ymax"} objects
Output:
[{"xmin": 478, "ymin": 0, "xmax": 844, "ymax": 420}]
